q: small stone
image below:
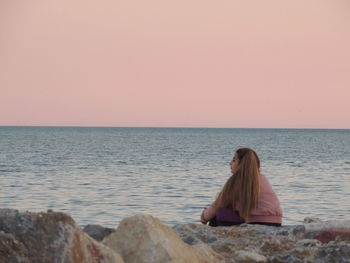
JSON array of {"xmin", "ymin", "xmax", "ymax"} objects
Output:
[
  {"xmin": 183, "ymin": 235, "xmax": 196, "ymax": 245},
  {"xmin": 304, "ymin": 217, "xmax": 322, "ymax": 224},
  {"xmin": 296, "ymin": 239, "xmax": 321, "ymax": 247},
  {"xmin": 291, "ymin": 225, "xmax": 306, "ymax": 239},
  {"xmin": 235, "ymin": 250, "xmax": 267, "ymax": 262},
  {"xmin": 83, "ymin": 224, "xmax": 115, "ymax": 242}
]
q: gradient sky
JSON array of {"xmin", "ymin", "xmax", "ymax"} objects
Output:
[{"xmin": 1, "ymin": 0, "xmax": 349, "ymax": 128}]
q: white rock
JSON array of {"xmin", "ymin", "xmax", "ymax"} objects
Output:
[
  {"xmin": 103, "ymin": 214, "xmax": 224, "ymax": 263},
  {"xmin": 235, "ymin": 250, "xmax": 267, "ymax": 263}
]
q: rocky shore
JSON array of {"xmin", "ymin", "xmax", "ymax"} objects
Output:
[{"xmin": 1, "ymin": 208, "xmax": 349, "ymax": 262}]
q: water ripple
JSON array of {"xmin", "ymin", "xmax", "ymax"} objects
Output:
[{"xmin": 0, "ymin": 127, "xmax": 349, "ymax": 227}]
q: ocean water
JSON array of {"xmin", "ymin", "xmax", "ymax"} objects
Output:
[{"xmin": 0, "ymin": 126, "xmax": 349, "ymax": 227}]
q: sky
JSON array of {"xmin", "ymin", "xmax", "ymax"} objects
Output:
[{"xmin": 1, "ymin": 0, "xmax": 349, "ymax": 129}]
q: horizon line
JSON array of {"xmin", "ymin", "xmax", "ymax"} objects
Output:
[{"xmin": 0, "ymin": 125, "xmax": 349, "ymax": 130}]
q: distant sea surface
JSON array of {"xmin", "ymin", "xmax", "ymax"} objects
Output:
[{"xmin": 1, "ymin": 127, "xmax": 349, "ymax": 227}]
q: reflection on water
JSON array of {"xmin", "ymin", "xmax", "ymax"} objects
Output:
[{"xmin": 0, "ymin": 127, "xmax": 349, "ymax": 227}]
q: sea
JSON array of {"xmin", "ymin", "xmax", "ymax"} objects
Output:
[{"xmin": 0, "ymin": 126, "xmax": 349, "ymax": 227}]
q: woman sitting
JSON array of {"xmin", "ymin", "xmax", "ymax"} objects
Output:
[{"xmin": 200, "ymin": 148, "xmax": 282, "ymax": 227}]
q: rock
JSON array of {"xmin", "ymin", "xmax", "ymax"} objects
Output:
[
  {"xmin": 304, "ymin": 220, "xmax": 350, "ymax": 240},
  {"xmin": 314, "ymin": 243, "xmax": 350, "ymax": 262},
  {"xmin": 304, "ymin": 217, "xmax": 323, "ymax": 224},
  {"xmin": 173, "ymin": 221, "xmax": 350, "ymax": 263},
  {"xmin": 234, "ymin": 250, "xmax": 267, "ymax": 262},
  {"xmin": 0, "ymin": 231, "xmax": 28, "ymax": 263},
  {"xmin": 291, "ymin": 225, "xmax": 306, "ymax": 239},
  {"xmin": 314, "ymin": 229, "xmax": 350, "ymax": 243},
  {"xmin": 0, "ymin": 208, "xmax": 124, "ymax": 263},
  {"xmin": 296, "ymin": 239, "xmax": 321, "ymax": 247},
  {"xmin": 83, "ymin": 224, "xmax": 115, "ymax": 241},
  {"xmin": 103, "ymin": 214, "xmax": 224, "ymax": 263},
  {"xmin": 173, "ymin": 223, "xmax": 299, "ymax": 262},
  {"xmin": 2, "ymin": 208, "xmax": 350, "ymax": 263}
]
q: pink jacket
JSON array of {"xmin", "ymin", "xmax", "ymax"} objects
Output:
[{"xmin": 202, "ymin": 174, "xmax": 282, "ymax": 224}]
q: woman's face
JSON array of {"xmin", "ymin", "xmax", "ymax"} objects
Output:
[{"xmin": 230, "ymin": 153, "xmax": 240, "ymax": 174}]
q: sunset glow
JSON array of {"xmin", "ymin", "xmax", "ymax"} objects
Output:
[{"xmin": 1, "ymin": 0, "xmax": 349, "ymax": 128}]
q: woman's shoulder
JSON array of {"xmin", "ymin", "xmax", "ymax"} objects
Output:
[
  {"xmin": 259, "ymin": 173, "xmax": 268, "ymax": 181},
  {"xmin": 259, "ymin": 173, "xmax": 275, "ymax": 190},
  {"xmin": 260, "ymin": 173, "xmax": 272, "ymax": 181}
]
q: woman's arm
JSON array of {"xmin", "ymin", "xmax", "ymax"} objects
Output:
[{"xmin": 200, "ymin": 201, "xmax": 219, "ymax": 224}]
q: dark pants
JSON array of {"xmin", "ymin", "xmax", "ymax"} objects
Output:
[
  {"xmin": 208, "ymin": 208, "xmax": 281, "ymax": 227},
  {"xmin": 209, "ymin": 208, "xmax": 244, "ymax": 227},
  {"xmin": 209, "ymin": 216, "xmax": 242, "ymax": 226}
]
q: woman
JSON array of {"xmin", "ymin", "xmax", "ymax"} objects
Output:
[{"xmin": 200, "ymin": 148, "xmax": 282, "ymax": 227}]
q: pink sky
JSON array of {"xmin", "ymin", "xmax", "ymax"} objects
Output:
[{"xmin": 1, "ymin": 0, "xmax": 349, "ymax": 128}]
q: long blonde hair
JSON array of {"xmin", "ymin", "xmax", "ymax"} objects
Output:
[{"xmin": 216, "ymin": 148, "xmax": 261, "ymax": 219}]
